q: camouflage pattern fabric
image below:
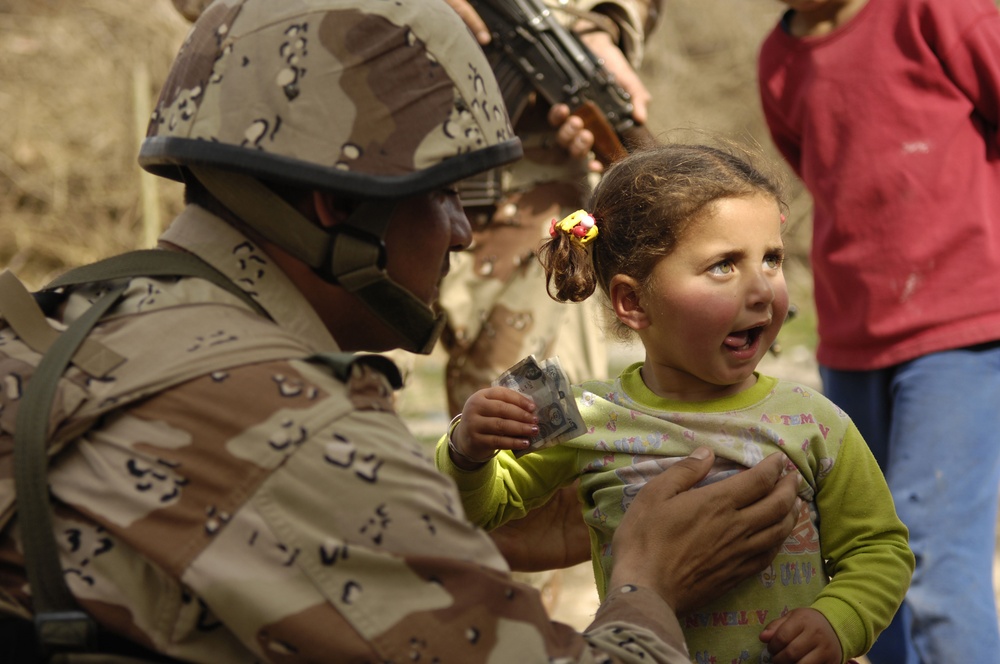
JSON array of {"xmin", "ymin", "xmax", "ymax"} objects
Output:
[
  {"xmin": 144, "ymin": 0, "xmax": 517, "ymax": 197},
  {"xmin": 437, "ymin": 0, "xmax": 663, "ymax": 416},
  {"xmin": 439, "ymin": 167, "xmax": 607, "ymax": 416},
  {"xmin": 0, "ymin": 206, "xmax": 690, "ymax": 662}
]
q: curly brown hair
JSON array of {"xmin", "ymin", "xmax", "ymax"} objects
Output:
[{"xmin": 538, "ymin": 142, "xmax": 787, "ymax": 341}]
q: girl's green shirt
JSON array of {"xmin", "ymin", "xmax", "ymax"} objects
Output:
[{"xmin": 437, "ymin": 362, "xmax": 914, "ymax": 662}]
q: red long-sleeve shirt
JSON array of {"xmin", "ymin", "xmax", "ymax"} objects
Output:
[{"xmin": 758, "ymin": 0, "xmax": 1000, "ymax": 370}]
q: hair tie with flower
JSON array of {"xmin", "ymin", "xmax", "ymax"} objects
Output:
[{"xmin": 549, "ymin": 209, "xmax": 598, "ymax": 245}]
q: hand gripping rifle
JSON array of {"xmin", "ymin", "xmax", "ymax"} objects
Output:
[{"xmin": 459, "ymin": 0, "xmax": 655, "ymax": 208}]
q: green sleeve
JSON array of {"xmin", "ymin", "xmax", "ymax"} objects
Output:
[
  {"xmin": 811, "ymin": 423, "xmax": 915, "ymax": 660},
  {"xmin": 435, "ymin": 435, "xmax": 582, "ymax": 530}
]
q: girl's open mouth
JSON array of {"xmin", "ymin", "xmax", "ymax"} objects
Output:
[{"xmin": 724, "ymin": 325, "xmax": 764, "ymax": 352}]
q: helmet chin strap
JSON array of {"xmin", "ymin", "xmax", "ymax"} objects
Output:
[{"xmin": 189, "ymin": 166, "xmax": 445, "ymax": 354}]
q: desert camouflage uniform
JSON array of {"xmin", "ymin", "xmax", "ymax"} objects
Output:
[
  {"xmin": 0, "ymin": 1, "xmax": 690, "ymax": 661},
  {"xmin": 0, "ymin": 209, "xmax": 690, "ymax": 663},
  {"xmin": 438, "ymin": 0, "xmax": 664, "ymax": 415}
]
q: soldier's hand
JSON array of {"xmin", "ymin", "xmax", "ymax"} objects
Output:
[
  {"xmin": 609, "ymin": 449, "xmax": 800, "ymax": 614},
  {"xmin": 548, "ymin": 27, "xmax": 648, "ymax": 172},
  {"xmin": 489, "ymin": 480, "xmax": 590, "ymax": 571}
]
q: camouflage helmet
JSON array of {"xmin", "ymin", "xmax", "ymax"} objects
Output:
[{"xmin": 140, "ymin": 0, "xmax": 522, "ymax": 354}]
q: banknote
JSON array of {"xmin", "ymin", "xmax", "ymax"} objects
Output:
[{"xmin": 493, "ymin": 354, "xmax": 586, "ymax": 456}]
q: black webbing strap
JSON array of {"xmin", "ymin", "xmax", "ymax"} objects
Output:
[{"xmin": 10, "ymin": 249, "xmax": 267, "ymax": 659}]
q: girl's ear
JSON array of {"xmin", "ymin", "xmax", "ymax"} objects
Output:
[{"xmin": 610, "ymin": 274, "xmax": 649, "ymax": 330}]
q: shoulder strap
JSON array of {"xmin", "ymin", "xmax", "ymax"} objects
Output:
[
  {"xmin": 0, "ymin": 271, "xmax": 124, "ymax": 379},
  {"xmin": 2, "ymin": 250, "xmax": 269, "ymax": 659},
  {"xmin": 44, "ymin": 249, "xmax": 269, "ymax": 319},
  {"xmin": 14, "ymin": 282, "xmax": 127, "ymax": 656}
]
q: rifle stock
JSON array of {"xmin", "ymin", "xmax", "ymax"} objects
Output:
[{"xmin": 572, "ymin": 101, "xmax": 655, "ymax": 165}]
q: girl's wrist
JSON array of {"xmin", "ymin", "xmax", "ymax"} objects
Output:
[{"xmin": 447, "ymin": 414, "xmax": 498, "ymax": 471}]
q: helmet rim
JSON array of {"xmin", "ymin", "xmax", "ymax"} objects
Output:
[{"xmin": 139, "ymin": 135, "xmax": 523, "ymax": 198}]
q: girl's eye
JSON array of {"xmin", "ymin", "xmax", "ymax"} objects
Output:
[
  {"xmin": 764, "ymin": 254, "xmax": 784, "ymax": 270},
  {"xmin": 708, "ymin": 261, "xmax": 734, "ymax": 275},
  {"xmin": 441, "ymin": 186, "xmax": 460, "ymax": 197}
]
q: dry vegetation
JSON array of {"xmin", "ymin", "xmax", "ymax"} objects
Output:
[{"xmin": 0, "ymin": 0, "xmax": 190, "ymax": 288}]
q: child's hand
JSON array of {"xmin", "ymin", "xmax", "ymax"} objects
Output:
[
  {"xmin": 449, "ymin": 387, "xmax": 538, "ymax": 469},
  {"xmin": 759, "ymin": 607, "xmax": 843, "ymax": 664}
]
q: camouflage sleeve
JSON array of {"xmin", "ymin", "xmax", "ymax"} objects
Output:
[{"xmin": 587, "ymin": 586, "xmax": 691, "ymax": 661}]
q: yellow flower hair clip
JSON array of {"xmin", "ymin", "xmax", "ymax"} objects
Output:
[{"xmin": 549, "ymin": 209, "xmax": 598, "ymax": 245}]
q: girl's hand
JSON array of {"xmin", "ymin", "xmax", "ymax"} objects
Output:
[
  {"xmin": 759, "ymin": 607, "xmax": 843, "ymax": 664},
  {"xmin": 449, "ymin": 387, "xmax": 538, "ymax": 469}
]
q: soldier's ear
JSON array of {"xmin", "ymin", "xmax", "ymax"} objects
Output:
[
  {"xmin": 610, "ymin": 274, "xmax": 649, "ymax": 331},
  {"xmin": 313, "ymin": 191, "xmax": 352, "ymax": 229}
]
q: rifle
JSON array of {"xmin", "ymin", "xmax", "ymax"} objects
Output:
[
  {"xmin": 459, "ymin": 0, "xmax": 655, "ymax": 208},
  {"xmin": 471, "ymin": 0, "xmax": 654, "ymax": 164}
]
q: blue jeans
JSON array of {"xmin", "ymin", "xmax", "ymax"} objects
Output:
[{"xmin": 821, "ymin": 342, "xmax": 1000, "ymax": 664}]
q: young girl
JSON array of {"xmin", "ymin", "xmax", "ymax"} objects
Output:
[{"xmin": 436, "ymin": 143, "xmax": 914, "ymax": 664}]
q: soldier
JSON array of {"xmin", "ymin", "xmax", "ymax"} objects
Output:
[
  {"xmin": 438, "ymin": 0, "xmax": 660, "ymax": 416},
  {"xmin": 0, "ymin": 1, "xmax": 799, "ymax": 662}
]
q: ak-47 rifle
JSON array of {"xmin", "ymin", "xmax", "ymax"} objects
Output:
[
  {"xmin": 470, "ymin": 0, "xmax": 653, "ymax": 164},
  {"xmin": 459, "ymin": 0, "xmax": 655, "ymax": 207}
]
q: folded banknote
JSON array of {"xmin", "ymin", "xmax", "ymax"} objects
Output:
[{"xmin": 492, "ymin": 354, "xmax": 586, "ymax": 456}]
